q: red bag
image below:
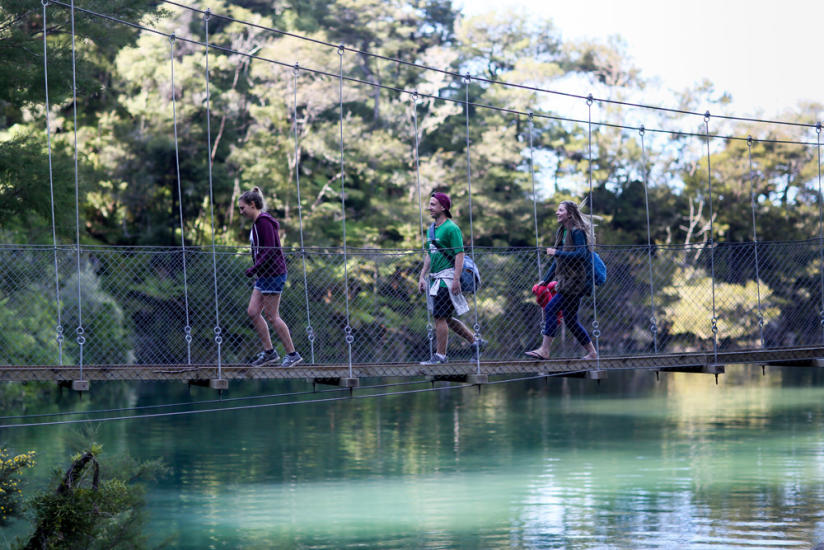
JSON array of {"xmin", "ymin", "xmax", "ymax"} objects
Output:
[{"xmin": 532, "ymin": 282, "xmax": 562, "ymax": 319}]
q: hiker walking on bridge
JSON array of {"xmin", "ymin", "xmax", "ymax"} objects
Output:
[
  {"xmin": 238, "ymin": 187, "xmax": 303, "ymax": 367},
  {"xmin": 526, "ymin": 200, "xmax": 598, "ymax": 361},
  {"xmin": 418, "ymin": 192, "xmax": 484, "ymax": 365}
]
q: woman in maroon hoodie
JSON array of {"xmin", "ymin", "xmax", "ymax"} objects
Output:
[{"xmin": 238, "ymin": 187, "xmax": 302, "ymax": 367}]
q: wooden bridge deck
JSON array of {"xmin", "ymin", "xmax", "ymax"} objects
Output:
[{"xmin": 2, "ymin": 347, "xmax": 823, "ymax": 389}]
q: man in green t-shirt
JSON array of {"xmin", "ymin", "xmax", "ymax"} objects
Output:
[{"xmin": 417, "ymin": 192, "xmax": 483, "ymax": 364}]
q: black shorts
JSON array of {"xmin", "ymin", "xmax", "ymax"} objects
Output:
[{"xmin": 432, "ymin": 285, "xmax": 454, "ymax": 319}]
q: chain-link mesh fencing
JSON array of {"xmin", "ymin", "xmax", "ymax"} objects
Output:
[{"xmin": 1, "ymin": 241, "xmax": 823, "ymax": 375}]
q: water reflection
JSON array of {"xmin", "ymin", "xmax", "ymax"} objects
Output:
[{"xmin": 4, "ymin": 368, "xmax": 824, "ymax": 548}]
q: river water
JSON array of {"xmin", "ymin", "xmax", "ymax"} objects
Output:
[{"xmin": 4, "ymin": 366, "xmax": 824, "ymax": 549}]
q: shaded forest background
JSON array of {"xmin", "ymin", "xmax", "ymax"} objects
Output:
[
  {"xmin": 2, "ymin": 3, "xmax": 824, "ymax": 542},
  {"xmin": 2, "ymin": 0, "xmax": 822, "ymax": 249},
  {"xmin": 1, "ymin": 0, "xmax": 823, "ymax": 369}
]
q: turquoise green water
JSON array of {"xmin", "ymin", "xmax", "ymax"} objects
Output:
[{"xmin": 4, "ymin": 367, "xmax": 824, "ymax": 548}]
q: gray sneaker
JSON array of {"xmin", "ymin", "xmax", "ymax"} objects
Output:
[
  {"xmin": 471, "ymin": 337, "xmax": 488, "ymax": 352},
  {"xmin": 420, "ymin": 353, "xmax": 447, "ymax": 365},
  {"xmin": 251, "ymin": 349, "xmax": 279, "ymax": 366},
  {"xmin": 281, "ymin": 352, "xmax": 303, "ymax": 368}
]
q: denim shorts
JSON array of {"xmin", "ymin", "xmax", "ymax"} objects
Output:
[{"xmin": 254, "ymin": 273, "xmax": 287, "ymax": 294}]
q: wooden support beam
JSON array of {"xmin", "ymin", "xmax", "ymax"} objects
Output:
[
  {"xmin": 658, "ymin": 364, "xmax": 724, "ymax": 375},
  {"xmin": 429, "ymin": 375, "xmax": 467, "ymax": 383},
  {"xmin": 187, "ymin": 378, "xmax": 228, "ymax": 390},
  {"xmin": 312, "ymin": 377, "xmax": 359, "ymax": 388},
  {"xmin": 58, "ymin": 380, "xmax": 89, "ymax": 392},
  {"xmin": 428, "ymin": 374, "xmax": 489, "ymax": 384},
  {"xmin": 209, "ymin": 379, "xmax": 228, "ymax": 390},
  {"xmin": 555, "ymin": 370, "xmax": 607, "ymax": 380},
  {"xmin": 766, "ymin": 358, "xmax": 824, "ymax": 368}
]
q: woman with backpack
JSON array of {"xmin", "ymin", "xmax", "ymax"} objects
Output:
[{"xmin": 525, "ymin": 200, "xmax": 598, "ymax": 361}]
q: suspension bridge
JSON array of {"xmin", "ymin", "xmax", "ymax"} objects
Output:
[{"xmin": 3, "ymin": 1, "xmax": 824, "ymax": 392}]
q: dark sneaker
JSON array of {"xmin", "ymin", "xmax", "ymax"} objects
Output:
[
  {"xmin": 281, "ymin": 352, "xmax": 303, "ymax": 368},
  {"xmin": 250, "ymin": 349, "xmax": 279, "ymax": 366},
  {"xmin": 420, "ymin": 353, "xmax": 447, "ymax": 365}
]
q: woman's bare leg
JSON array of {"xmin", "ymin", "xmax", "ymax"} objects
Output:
[
  {"xmin": 526, "ymin": 335, "xmax": 553, "ymax": 359},
  {"xmin": 247, "ymin": 289, "xmax": 273, "ymax": 350},
  {"xmin": 262, "ymin": 293, "xmax": 295, "ymax": 354}
]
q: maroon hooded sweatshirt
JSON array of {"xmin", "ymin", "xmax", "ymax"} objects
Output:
[{"xmin": 248, "ymin": 211, "xmax": 287, "ymax": 277}]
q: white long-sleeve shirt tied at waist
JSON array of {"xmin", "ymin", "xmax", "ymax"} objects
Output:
[{"xmin": 427, "ymin": 267, "xmax": 469, "ymax": 316}]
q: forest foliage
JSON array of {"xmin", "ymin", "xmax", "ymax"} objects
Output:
[
  {"xmin": 2, "ymin": 0, "xmax": 821, "ymax": 249},
  {"xmin": 1, "ymin": 0, "xmax": 823, "ymax": 362}
]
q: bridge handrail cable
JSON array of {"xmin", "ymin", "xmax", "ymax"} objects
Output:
[
  {"xmin": 155, "ymin": 0, "xmax": 820, "ymax": 131},
  {"xmin": 169, "ymin": 33, "xmax": 193, "ymax": 364},
  {"xmin": 45, "ymin": 1, "xmax": 822, "ymax": 147},
  {"xmin": 42, "ymin": 1, "xmax": 64, "ymax": 366}
]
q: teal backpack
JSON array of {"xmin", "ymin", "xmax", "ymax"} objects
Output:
[{"xmin": 591, "ymin": 251, "xmax": 606, "ymax": 286}]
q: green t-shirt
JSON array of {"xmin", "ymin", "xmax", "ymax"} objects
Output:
[{"xmin": 428, "ymin": 219, "xmax": 464, "ymax": 287}]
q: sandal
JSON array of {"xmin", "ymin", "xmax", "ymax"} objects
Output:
[{"xmin": 525, "ymin": 350, "xmax": 550, "ymax": 361}]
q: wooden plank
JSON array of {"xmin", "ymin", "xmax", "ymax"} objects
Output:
[{"xmin": 0, "ymin": 346, "xmax": 822, "ymax": 383}]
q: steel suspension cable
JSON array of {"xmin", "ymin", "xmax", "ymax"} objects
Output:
[
  {"xmin": 291, "ymin": 64, "xmax": 315, "ymax": 364},
  {"xmin": 154, "ymin": 0, "xmax": 818, "ymax": 132},
  {"xmin": 0, "ymin": 364, "xmax": 685, "ymax": 430},
  {"xmin": 586, "ymin": 96, "xmax": 601, "ymax": 367},
  {"xmin": 337, "ymin": 46, "xmax": 354, "ymax": 375},
  {"xmin": 42, "ymin": 1, "xmax": 64, "ymax": 365},
  {"xmin": 464, "ymin": 75, "xmax": 482, "ymax": 372},
  {"xmin": 528, "ymin": 113, "xmax": 542, "ymax": 280},
  {"xmin": 0, "ymin": 387, "xmax": 335, "ymax": 421},
  {"xmin": 45, "ymin": 1, "xmax": 823, "ymax": 151},
  {"xmin": 69, "ymin": 0, "xmax": 85, "ymax": 375},
  {"xmin": 816, "ymin": 123, "xmax": 824, "ymax": 338},
  {"xmin": 704, "ymin": 113, "xmax": 719, "ymax": 363},
  {"xmin": 0, "ymin": 378, "xmax": 431, "ymax": 422},
  {"xmin": 528, "ymin": 113, "xmax": 545, "ymax": 335},
  {"xmin": 203, "ymin": 10, "xmax": 224, "ymax": 377},
  {"xmin": 41, "ymin": 2, "xmax": 824, "ymax": 150},
  {"xmin": 411, "ymin": 91, "xmax": 434, "ymax": 358},
  {"xmin": 0, "ymin": 382, "xmax": 479, "ymax": 429},
  {"xmin": 746, "ymin": 136, "xmax": 765, "ymax": 348},
  {"xmin": 639, "ymin": 126, "xmax": 658, "ymax": 353},
  {"xmin": 169, "ymin": 35, "xmax": 192, "ymax": 364}
]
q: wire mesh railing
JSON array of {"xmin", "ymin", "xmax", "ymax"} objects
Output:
[{"xmin": 1, "ymin": 241, "xmax": 822, "ymax": 372}]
